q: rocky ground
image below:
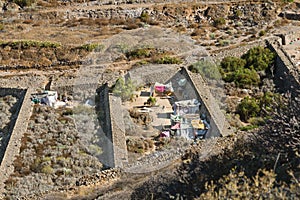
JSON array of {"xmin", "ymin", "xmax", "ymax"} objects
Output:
[
  {"xmin": 0, "ymin": 95, "xmax": 19, "ymax": 163},
  {"xmin": 3, "ymin": 104, "xmax": 103, "ymax": 199}
]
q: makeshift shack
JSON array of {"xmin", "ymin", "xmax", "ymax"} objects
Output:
[
  {"xmin": 173, "ymin": 99, "xmax": 200, "ymax": 115},
  {"xmin": 154, "ymin": 82, "xmax": 174, "ymax": 96},
  {"xmin": 31, "ymin": 90, "xmax": 68, "ymax": 108}
]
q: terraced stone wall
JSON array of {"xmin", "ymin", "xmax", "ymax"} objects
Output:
[
  {"xmin": 96, "ymin": 83, "xmax": 115, "ymax": 168},
  {"xmin": 0, "ymin": 88, "xmax": 32, "ymax": 198},
  {"xmin": 267, "ymin": 39, "xmax": 300, "ymax": 97}
]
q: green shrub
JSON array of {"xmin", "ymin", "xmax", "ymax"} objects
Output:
[
  {"xmin": 13, "ymin": 0, "xmax": 35, "ymax": 7},
  {"xmin": 236, "ymin": 96, "xmax": 261, "ymax": 122},
  {"xmin": 237, "ymin": 92, "xmax": 280, "ymax": 123},
  {"xmin": 88, "ymin": 144, "xmax": 102, "ymax": 156},
  {"xmin": 147, "ymin": 96, "xmax": 157, "ymax": 106},
  {"xmin": 220, "ymin": 57, "xmax": 259, "ymax": 87},
  {"xmin": 259, "ymin": 30, "xmax": 266, "ymax": 37},
  {"xmin": 233, "ymin": 68, "xmax": 260, "ymax": 88},
  {"xmin": 0, "ymin": 40, "xmax": 60, "ymax": 49},
  {"xmin": 73, "ymin": 105, "xmax": 94, "ymax": 115},
  {"xmin": 240, "ymin": 124, "xmax": 259, "ymax": 131},
  {"xmin": 188, "ymin": 60, "xmax": 222, "ymax": 80},
  {"xmin": 242, "ymin": 46, "xmax": 275, "ymax": 71},
  {"xmin": 218, "ymin": 40, "xmax": 230, "ymax": 46},
  {"xmin": 235, "ymin": 9, "xmax": 242, "ymax": 18},
  {"xmin": 62, "ymin": 108, "xmax": 73, "ymax": 116},
  {"xmin": 153, "ymin": 56, "xmax": 182, "ymax": 64},
  {"xmin": 220, "ymin": 56, "xmax": 246, "ymax": 74},
  {"xmin": 140, "ymin": 12, "xmax": 150, "ymax": 23},
  {"xmin": 133, "ymin": 60, "xmax": 149, "ymax": 67},
  {"xmin": 80, "ymin": 43, "xmax": 103, "ymax": 52},
  {"xmin": 248, "ymin": 117, "xmax": 266, "ymax": 126},
  {"xmin": 126, "ymin": 47, "xmax": 155, "ymax": 60},
  {"xmin": 213, "ymin": 17, "xmax": 226, "ymax": 27},
  {"xmin": 219, "ymin": 46, "xmax": 275, "ymax": 88},
  {"xmin": 41, "ymin": 165, "xmax": 54, "ymax": 174}
]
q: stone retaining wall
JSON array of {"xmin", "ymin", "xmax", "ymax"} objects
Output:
[
  {"xmin": 76, "ymin": 168, "xmax": 121, "ymax": 186},
  {"xmin": 95, "ymin": 84, "xmax": 128, "ymax": 168},
  {"xmin": 281, "ymin": 12, "xmax": 300, "ymax": 21},
  {"xmin": 266, "ymin": 39, "xmax": 300, "ymax": 96},
  {"xmin": 109, "ymin": 95, "xmax": 128, "ymax": 168},
  {"xmin": 14, "ymin": 0, "xmax": 254, "ymax": 21},
  {"xmin": 211, "ymin": 40, "xmax": 266, "ymax": 62},
  {"xmin": 96, "ymin": 83, "xmax": 115, "ymax": 168},
  {"xmin": 0, "ymin": 88, "xmax": 32, "ymax": 198}
]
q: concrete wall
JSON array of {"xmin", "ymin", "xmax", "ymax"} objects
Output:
[
  {"xmin": 109, "ymin": 95, "xmax": 128, "ymax": 168},
  {"xmin": 266, "ymin": 39, "xmax": 300, "ymax": 96},
  {"xmin": 168, "ymin": 69, "xmax": 198, "ymax": 101},
  {"xmin": 96, "ymin": 84, "xmax": 128, "ymax": 168},
  {"xmin": 0, "ymin": 88, "xmax": 32, "ymax": 198},
  {"xmin": 283, "ymin": 32, "xmax": 300, "ymax": 45},
  {"xmin": 96, "ymin": 83, "xmax": 115, "ymax": 168}
]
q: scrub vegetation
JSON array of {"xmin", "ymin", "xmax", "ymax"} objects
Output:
[
  {"xmin": 112, "ymin": 77, "xmax": 137, "ymax": 101},
  {"xmin": 220, "ymin": 46, "xmax": 275, "ymax": 88}
]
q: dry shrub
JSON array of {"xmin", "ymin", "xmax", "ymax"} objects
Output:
[
  {"xmin": 4, "ymin": 177, "xmax": 17, "ymax": 188},
  {"xmin": 188, "ymin": 23, "xmax": 199, "ymax": 29},
  {"xmin": 126, "ymin": 137, "xmax": 154, "ymax": 153},
  {"xmin": 95, "ymin": 18, "xmax": 109, "ymax": 26},
  {"xmin": 32, "ymin": 21, "xmax": 43, "ymax": 27},
  {"xmin": 39, "ymin": 57, "xmax": 52, "ymax": 66},
  {"xmin": 37, "ymin": 0, "xmax": 60, "ymax": 7},
  {"xmin": 149, "ymin": 20, "xmax": 160, "ymax": 26},
  {"xmin": 63, "ymin": 19, "xmax": 78, "ymax": 28},
  {"xmin": 124, "ymin": 19, "xmax": 142, "ymax": 30},
  {"xmin": 23, "ymin": 19, "xmax": 33, "ymax": 24},
  {"xmin": 175, "ymin": 24, "xmax": 186, "ymax": 33},
  {"xmin": 110, "ymin": 18, "xmax": 126, "ymax": 26},
  {"xmin": 191, "ymin": 29, "xmax": 204, "ymax": 36},
  {"xmin": 200, "ymin": 169, "xmax": 300, "ymax": 199},
  {"xmin": 98, "ymin": 26, "xmax": 112, "ymax": 36}
]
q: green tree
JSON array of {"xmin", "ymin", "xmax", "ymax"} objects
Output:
[{"xmin": 112, "ymin": 77, "xmax": 137, "ymax": 101}]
